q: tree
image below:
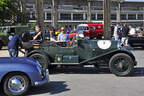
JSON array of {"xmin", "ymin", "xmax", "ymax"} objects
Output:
[
  {"xmin": 0, "ymin": 0, "xmax": 17, "ymax": 24},
  {"xmin": 0, "ymin": 0, "xmax": 28, "ymax": 25},
  {"xmin": 103, "ymin": 0, "xmax": 111, "ymax": 39},
  {"xmin": 116, "ymin": 0, "xmax": 124, "ymax": 23},
  {"xmin": 17, "ymin": 0, "xmax": 28, "ymax": 25},
  {"xmin": 36, "ymin": 0, "xmax": 44, "ymax": 32},
  {"xmin": 87, "ymin": 0, "xmax": 92, "ymax": 22},
  {"xmin": 51, "ymin": 0, "xmax": 58, "ymax": 29}
]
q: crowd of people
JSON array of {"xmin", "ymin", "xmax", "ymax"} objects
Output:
[{"xmin": 113, "ymin": 23, "xmax": 138, "ymax": 46}]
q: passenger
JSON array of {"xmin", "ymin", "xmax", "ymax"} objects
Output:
[
  {"xmin": 49, "ymin": 28, "xmax": 56, "ymax": 41},
  {"xmin": 129, "ymin": 25, "xmax": 136, "ymax": 36},
  {"xmin": 121, "ymin": 23, "xmax": 129, "ymax": 46},
  {"xmin": 33, "ymin": 25, "xmax": 43, "ymax": 40},
  {"xmin": 8, "ymin": 33, "xmax": 23, "ymax": 57},
  {"xmin": 56, "ymin": 27, "xmax": 70, "ymax": 42}
]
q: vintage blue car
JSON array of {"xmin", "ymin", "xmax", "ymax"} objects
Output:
[{"xmin": 0, "ymin": 57, "xmax": 49, "ymax": 96}]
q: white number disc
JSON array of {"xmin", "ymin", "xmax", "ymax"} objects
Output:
[{"xmin": 97, "ymin": 40, "xmax": 112, "ymax": 50}]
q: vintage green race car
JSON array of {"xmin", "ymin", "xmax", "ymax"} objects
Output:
[{"xmin": 24, "ymin": 39, "xmax": 137, "ymax": 76}]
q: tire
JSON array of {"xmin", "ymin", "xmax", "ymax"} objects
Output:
[
  {"xmin": 29, "ymin": 53, "xmax": 49, "ymax": 70},
  {"xmin": 109, "ymin": 53, "xmax": 134, "ymax": 76},
  {"xmin": 2, "ymin": 73, "xmax": 29, "ymax": 96}
]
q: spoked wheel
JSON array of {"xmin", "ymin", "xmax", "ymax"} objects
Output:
[
  {"xmin": 109, "ymin": 53, "xmax": 134, "ymax": 76},
  {"xmin": 29, "ymin": 53, "xmax": 48, "ymax": 70},
  {"xmin": 2, "ymin": 73, "xmax": 29, "ymax": 96}
]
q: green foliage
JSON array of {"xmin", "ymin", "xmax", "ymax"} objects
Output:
[
  {"xmin": 0, "ymin": 0, "xmax": 19, "ymax": 24},
  {"xmin": 30, "ymin": 23, "xmax": 36, "ymax": 30},
  {"xmin": 0, "ymin": 32, "xmax": 7, "ymax": 36},
  {"xmin": 58, "ymin": 24, "xmax": 63, "ymax": 29}
]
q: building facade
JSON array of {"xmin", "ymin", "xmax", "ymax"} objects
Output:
[{"xmin": 25, "ymin": 0, "xmax": 144, "ymax": 28}]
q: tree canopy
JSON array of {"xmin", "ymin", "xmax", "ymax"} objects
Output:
[{"xmin": 0, "ymin": 0, "xmax": 23, "ymax": 25}]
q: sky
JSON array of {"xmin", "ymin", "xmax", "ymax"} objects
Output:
[{"xmin": 125, "ymin": 0, "xmax": 144, "ymax": 2}]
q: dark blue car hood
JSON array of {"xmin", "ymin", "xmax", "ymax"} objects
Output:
[{"xmin": 0, "ymin": 57, "xmax": 37, "ymax": 65}]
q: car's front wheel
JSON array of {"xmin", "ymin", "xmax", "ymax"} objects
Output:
[
  {"xmin": 2, "ymin": 73, "xmax": 30, "ymax": 96},
  {"xmin": 109, "ymin": 53, "xmax": 134, "ymax": 76}
]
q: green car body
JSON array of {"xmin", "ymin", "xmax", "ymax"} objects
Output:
[
  {"xmin": 0, "ymin": 26, "xmax": 29, "ymax": 49},
  {"xmin": 25, "ymin": 39, "xmax": 137, "ymax": 76}
]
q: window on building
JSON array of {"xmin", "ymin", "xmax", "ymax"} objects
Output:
[
  {"xmin": 120, "ymin": 14, "xmax": 127, "ymax": 20},
  {"xmin": 128, "ymin": 14, "xmax": 136, "ymax": 20},
  {"xmin": 46, "ymin": 13, "xmax": 51, "ymax": 20},
  {"xmin": 111, "ymin": 14, "xmax": 116, "ymax": 20},
  {"xmin": 44, "ymin": 4, "xmax": 51, "ymax": 9},
  {"xmin": 26, "ymin": 4, "xmax": 34, "ymax": 10},
  {"xmin": 91, "ymin": 14, "xmax": 96, "ymax": 20},
  {"xmin": 60, "ymin": 13, "xmax": 71, "ymax": 20},
  {"xmin": 97, "ymin": 14, "xmax": 103, "ymax": 20},
  {"xmin": 73, "ymin": 14, "xmax": 83, "ymax": 20},
  {"xmin": 137, "ymin": 14, "xmax": 143, "ymax": 20}
]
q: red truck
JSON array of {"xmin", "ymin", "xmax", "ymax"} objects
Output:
[{"xmin": 70, "ymin": 23, "xmax": 104, "ymax": 39}]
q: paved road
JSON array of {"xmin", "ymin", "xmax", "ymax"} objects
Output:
[{"xmin": 1, "ymin": 48, "xmax": 144, "ymax": 96}]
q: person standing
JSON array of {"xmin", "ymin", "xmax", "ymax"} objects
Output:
[
  {"xmin": 121, "ymin": 23, "xmax": 129, "ymax": 46},
  {"xmin": 129, "ymin": 25, "xmax": 136, "ymax": 36},
  {"xmin": 8, "ymin": 34, "xmax": 23, "ymax": 57},
  {"xmin": 113, "ymin": 23, "xmax": 121, "ymax": 41}
]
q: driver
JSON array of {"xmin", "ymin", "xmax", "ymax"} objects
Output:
[{"xmin": 33, "ymin": 25, "xmax": 43, "ymax": 40}]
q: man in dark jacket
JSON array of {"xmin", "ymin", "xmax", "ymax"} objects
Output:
[
  {"xmin": 121, "ymin": 23, "xmax": 129, "ymax": 46},
  {"xmin": 8, "ymin": 34, "xmax": 23, "ymax": 57}
]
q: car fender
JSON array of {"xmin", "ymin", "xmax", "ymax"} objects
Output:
[
  {"xmin": 80, "ymin": 49, "xmax": 136, "ymax": 65},
  {"xmin": 26, "ymin": 50, "xmax": 47, "ymax": 57},
  {"xmin": 109, "ymin": 50, "xmax": 136, "ymax": 62},
  {"xmin": 26, "ymin": 50, "xmax": 51, "ymax": 65},
  {"xmin": 0, "ymin": 63, "xmax": 41, "ymax": 85}
]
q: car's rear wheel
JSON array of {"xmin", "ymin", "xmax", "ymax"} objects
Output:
[
  {"xmin": 29, "ymin": 53, "xmax": 48, "ymax": 70},
  {"xmin": 2, "ymin": 73, "xmax": 29, "ymax": 96},
  {"xmin": 109, "ymin": 53, "xmax": 134, "ymax": 76}
]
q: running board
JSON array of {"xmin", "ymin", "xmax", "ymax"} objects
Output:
[{"xmin": 51, "ymin": 63, "xmax": 80, "ymax": 65}]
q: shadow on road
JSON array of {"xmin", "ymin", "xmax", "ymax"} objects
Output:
[
  {"xmin": 134, "ymin": 67, "xmax": 144, "ymax": 76},
  {"xmin": 27, "ymin": 81, "xmax": 70, "ymax": 95},
  {"xmin": 50, "ymin": 66, "xmax": 111, "ymax": 75},
  {"xmin": 50, "ymin": 67, "xmax": 144, "ymax": 77}
]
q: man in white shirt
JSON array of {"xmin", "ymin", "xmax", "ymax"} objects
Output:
[
  {"xmin": 129, "ymin": 25, "xmax": 136, "ymax": 36},
  {"xmin": 113, "ymin": 23, "xmax": 120, "ymax": 40}
]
